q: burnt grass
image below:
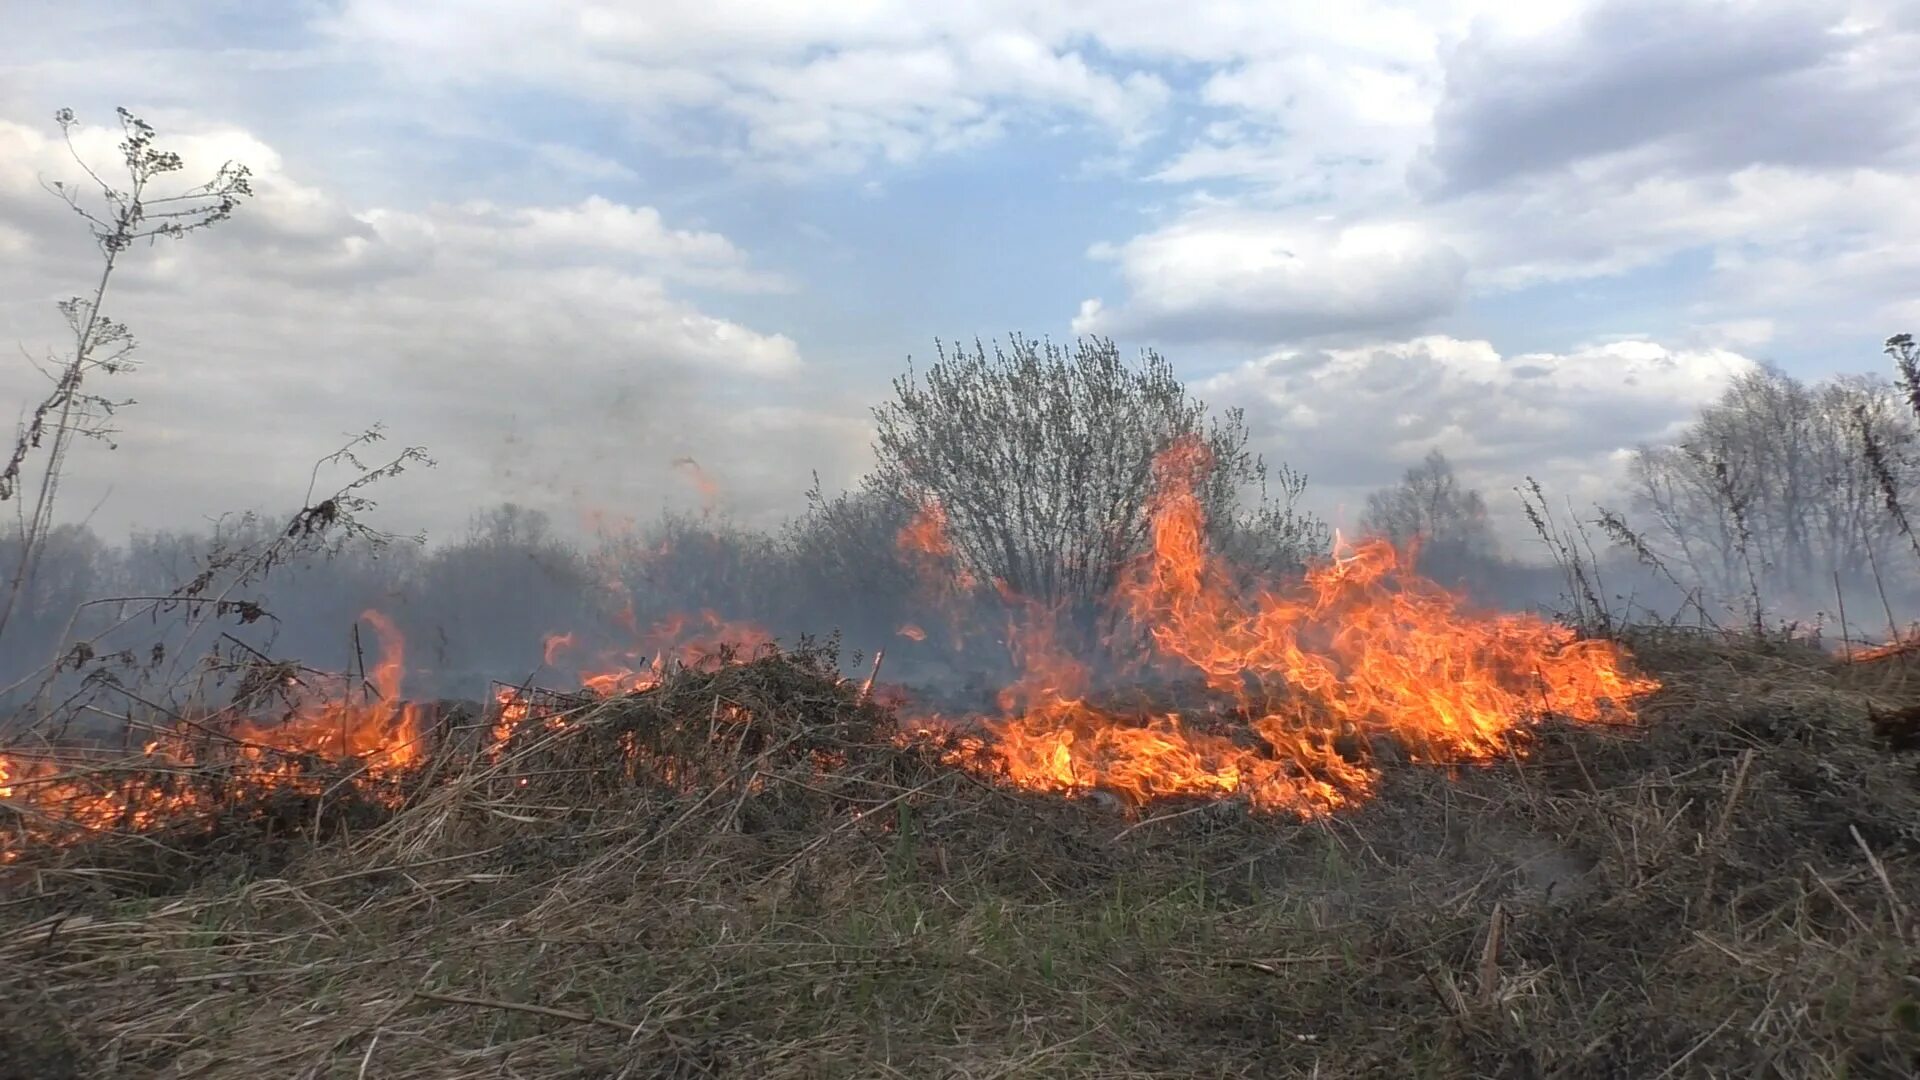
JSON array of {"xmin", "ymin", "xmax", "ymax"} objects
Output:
[{"xmin": 3, "ymin": 636, "xmax": 1918, "ymax": 1079}]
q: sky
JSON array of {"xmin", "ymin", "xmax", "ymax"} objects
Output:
[{"xmin": 1, "ymin": 0, "xmax": 1916, "ymax": 551}]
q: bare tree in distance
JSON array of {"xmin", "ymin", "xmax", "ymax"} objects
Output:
[
  {"xmin": 1624, "ymin": 365, "xmax": 1920, "ymax": 624},
  {"xmin": 867, "ymin": 335, "xmax": 1327, "ymax": 632},
  {"xmin": 0, "ymin": 107, "xmax": 253, "ymax": 644},
  {"xmin": 1359, "ymin": 448, "xmax": 1497, "ymax": 559}
]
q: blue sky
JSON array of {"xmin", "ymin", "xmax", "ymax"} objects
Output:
[{"xmin": 2, "ymin": 0, "xmax": 1916, "ymax": 546}]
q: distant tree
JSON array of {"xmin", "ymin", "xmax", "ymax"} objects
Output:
[
  {"xmin": 405, "ymin": 503, "xmax": 594, "ymax": 677},
  {"xmin": 1887, "ymin": 333, "xmax": 1918, "ymax": 416},
  {"xmin": 603, "ymin": 511, "xmax": 787, "ymax": 628},
  {"xmin": 866, "ymin": 335, "xmax": 1326, "ymax": 625},
  {"xmin": 782, "ymin": 480, "xmax": 929, "ymax": 641},
  {"xmin": 0, "ymin": 524, "xmax": 115, "ymax": 684},
  {"xmin": 1359, "ymin": 449, "xmax": 1496, "ymax": 562},
  {"xmin": 1624, "ymin": 366, "xmax": 1920, "ymax": 618}
]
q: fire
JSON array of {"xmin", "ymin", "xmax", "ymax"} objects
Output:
[
  {"xmin": 3, "ymin": 438, "xmax": 1663, "ymax": 862},
  {"xmin": 899, "ymin": 500, "xmax": 976, "ymax": 592},
  {"xmin": 223, "ymin": 610, "xmax": 426, "ymax": 771},
  {"xmin": 490, "ymin": 687, "xmax": 533, "ymax": 749},
  {"xmin": 896, "ymin": 500, "xmax": 981, "ymax": 653},
  {"xmin": 672, "ymin": 455, "xmax": 721, "ymax": 515},
  {"xmin": 1848, "ymin": 625, "xmax": 1920, "ymax": 663},
  {"xmin": 904, "ymin": 437, "xmax": 1659, "ymax": 815},
  {"xmin": 544, "ymin": 610, "xmax": 776, "ymax": 698},
  {"xmin": 1, "ymin": 610, "xmax": 427, "ymax": 860}
]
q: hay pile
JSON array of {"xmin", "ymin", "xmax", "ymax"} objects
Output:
[{"xmin": 2, "ymin": 638, "xmax": 1917, "ymax": 1078}]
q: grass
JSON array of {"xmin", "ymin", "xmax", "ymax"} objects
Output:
[{"xmin": 2, "ymin": 636, "xmax": 1917, "ymax": 1079}]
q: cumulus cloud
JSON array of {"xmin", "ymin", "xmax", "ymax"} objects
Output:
[
  {"xmin": 1412, "ymin": 0, "xmax": 1920, "ymax": 339},
  {"xmin": 1087, "ymin": 0, "xmax": 1920, "ymax": 352},
  {"xmin": 1074, "ymin": 214, "xmax": 1468, "ymax": 345},
  {"xmin": 1200, "ymin": 334, "xmax": 1757, "ymax": 538},
  {"xmin": 315, "ymin": 1, "xmax": 1172, "ymax": 176},
  {"xmin": 0, "ymin": 111, "xmax": 844, "ymax": 541},
  {"xmin": 1417, "ymin": 0, "xmax": 1917, "ymax": 198}
]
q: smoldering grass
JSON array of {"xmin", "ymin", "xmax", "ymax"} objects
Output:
[{"xmin": 0, "ymin": 640, "xmax": 1915, "ymax": 1079}]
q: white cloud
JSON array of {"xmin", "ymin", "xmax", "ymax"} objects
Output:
[
  {"xmin": 1095, "ymin": 0, "xmax": 1920, "ymax": 352},
  {"xmin": 1417, "ymin": 0, "xmax": 1920, "ymax": 345},
  {"xmin": 316, "ymin": 1, "xmax": 1173, "ymax": 176},
  {"xmin": 531, "ymin": 143, "xmax": 641, "ymax": 183},
  {"xmin": 1417, "ymin": 0, "xmax": 1918, "ymax": 197},
  {"xmin": 1202, "ymin": 334, "xmax": 1757, "ymax": 539},
  {"xmin": 1687, "ymin": 318, "xmax": 1776, "ymax": 350},
  {"xmin": 0, "ymin": 111, "xmax": 839, "ymax": 541},
  {"xmin": 439, "ymin": 197, "xmax": 791, "ymax": 292},
  {"xmin": 1075, "ymin": 213, "xmax": 1467, "ymax": 344}
]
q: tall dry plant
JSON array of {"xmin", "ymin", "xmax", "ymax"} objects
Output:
[
  {"xmin": 3, "ymin": 427, "xmax": 432, "ymax": 732},
  {"xmin": 0, "ymin": 110, "xmax": 433, "ymax": 731},
  {"xmin": 1518, "ymin": 478, "xmax": 1612, "ymax": 633},
  {"xmin": 0, "ymin": 108, "xmax": 252, "ymax": 646}
]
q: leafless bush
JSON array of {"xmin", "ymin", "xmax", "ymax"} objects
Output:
[
  {"xmin": 782, "ymin": 480, "xmax": 937, "ymax": 644},
  {"xmin": 607, "ymin": 510, "xmax": 791, "ymax": 626},
  {"xmin": 868, "ymin": 334, "xmax": 1326, "ymax": 643},
  {"xmin": 2, "ymin": 428, "xmax": 431, "ymax": 730}
]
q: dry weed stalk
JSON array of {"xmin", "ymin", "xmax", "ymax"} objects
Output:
[{"xmin": 2, "ymin": 108, "xmax": 251, "ymax": 646}]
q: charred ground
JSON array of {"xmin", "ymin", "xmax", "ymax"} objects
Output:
[{"xmin": 3, "ymin": 633, "xmax": 1917, "ymax": 1080}]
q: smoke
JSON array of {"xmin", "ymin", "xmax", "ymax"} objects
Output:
[{"xmin": 0, "ymin": 492, "xmax": 1666, "ymax": 729}]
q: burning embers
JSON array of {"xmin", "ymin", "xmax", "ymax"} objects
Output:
[{"xmin": 1, "ymin": 438, "xmax": 1660, "ymax": 859}]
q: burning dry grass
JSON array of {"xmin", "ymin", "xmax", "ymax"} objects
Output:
[{"xmin": 3, "ymin": 638, "xmax": 1917, "ymax": 1079}]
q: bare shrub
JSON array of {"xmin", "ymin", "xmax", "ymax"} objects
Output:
[{"xmin": 868, "ymin": 334, "xmax": 1326, "ymax": 633}]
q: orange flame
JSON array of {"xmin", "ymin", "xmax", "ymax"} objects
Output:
[
  {"xmin": 225, "ymin": 609, "xmax": 424, "ymax": 772},
  {"xmin": 921, "ymin": 437, "xmax": 1659, "ymax": 815},
  {"xmin": 3, "ymin": 441, "xmax": 1663, "ymax": 861},
  {"xmin": 543, "ymin": 632, "xmax": 577, "ymax": 666},
  {"xmin": 898, "ymin": 500, "xmax": 976, "ymax": 591},
  {"xmin": 896, "ymin": 499, "xmax": 979, "ymax": 652},
  {"xmin": 1, "ymin": 610, "xmax": 426, "ymax": 860},
  {"xmin": 546, "ymin": 611, "xmax": 774, "ymax": 699}
]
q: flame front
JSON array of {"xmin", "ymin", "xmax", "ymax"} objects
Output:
[
  {"xmin": 911, "ymin": 437, "xmax": 1659, "ymax": 815},
  {"xmin": 1, "ymin": 610, "xmax": 426, "ymax": 861},
  {"xmin": 2, "ymin": 441, "xmax": 1662, "ymax": 860},
  {"xmin": 899, "ymin": 500, "xmax": 976, "ymax": 592},
  {"xmin": 548, "ymin": 610, "xmax": 776, "ymax": 698}
]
